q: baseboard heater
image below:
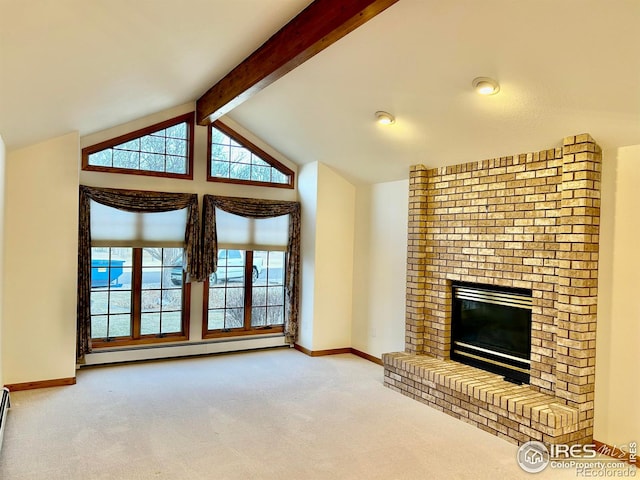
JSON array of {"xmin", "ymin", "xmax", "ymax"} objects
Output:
[{"xmin": 0, "ymin": 387, "xmax": 10, "ymax": 453}]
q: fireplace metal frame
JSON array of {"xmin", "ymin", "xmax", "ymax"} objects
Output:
[{"xmin": 450, "ymin": 282, "xmax": 532, "ymax": 384}]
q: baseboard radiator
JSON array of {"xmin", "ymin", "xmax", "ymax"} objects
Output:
[{"xmin": 0, "ymin": 387, "xmax": 10, "ymax": 453}]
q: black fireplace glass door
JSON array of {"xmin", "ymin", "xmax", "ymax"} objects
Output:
[{"xmin": 451, "ymin": 283, "xmax": 532, "ymax": 384}]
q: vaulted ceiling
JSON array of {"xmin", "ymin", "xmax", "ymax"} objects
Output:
[{"xmin": 1, "ymin": 0, "xmax": 639, "ymax": 184}]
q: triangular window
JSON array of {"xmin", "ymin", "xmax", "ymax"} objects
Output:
[
  {"xmin": 208, "ymin": 121, "xmax": 294, "ymax": 188},
  {"xmin": 82, "ymin": 113, "xmax": 194, "ymax": 179}
]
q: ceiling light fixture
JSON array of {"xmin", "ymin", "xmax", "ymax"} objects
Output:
[
  {"xmin": 472, "ymin": 77, "xmax": 500, "ymax": 95},
  {"xmin": 375, "ymin": 111, "xmax": 395, "ymax": 125}
]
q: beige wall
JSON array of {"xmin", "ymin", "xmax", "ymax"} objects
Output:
[
  {"xmin": 314, "ymin": 163, "xmax": 355, "ymax": 350},
  {"xmin": 0, "ymin": 134, "xmax": 5, "ymax": 388},
  {"xmin": 594, "ymin": 145, "xmax": 640, "ymax": 446},
  {"xmin": 352, "ymin": 180, "xmax": 408, "ymax": 358},
  {"xmin": 298, "ymin": 162, "xmax": 355, "ymax": 351},
  {"xmin": 3, "ymin": 132, "xmax": 79, "ymax": 384},
  {"xmin": 297, "ymin": 162, "xmax": 318, "ymax": 350}
]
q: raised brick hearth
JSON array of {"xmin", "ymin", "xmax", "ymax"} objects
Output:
[{"xmin": 383, "ymin": 134, "xmax": 601, "ymax": 446}]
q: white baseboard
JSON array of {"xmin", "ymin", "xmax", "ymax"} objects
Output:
[{"xmin": 81, "ymin": 335, "xmax": 287, "ymax": 366}]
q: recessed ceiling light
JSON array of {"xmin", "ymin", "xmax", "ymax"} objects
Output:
[
  {"xmin": 472, "ymin": 77, "xmax": 500, "ymax": 95},
  {"xmin": 375, "ymin": 111, "xmax": 395, "ymax": 125}
]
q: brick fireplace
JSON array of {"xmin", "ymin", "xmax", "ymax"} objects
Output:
[{"xmin": 383, "ymin": 134, "xmax": 601, "ymax": 446}]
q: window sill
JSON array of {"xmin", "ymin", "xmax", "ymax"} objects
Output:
[
  {"xmin": 203, "ymin": 326, "xmax": 284, "ymax": 340},
  {"xmin": 91, "ymin": 334, "xmax": 189, "ymax": 350}
]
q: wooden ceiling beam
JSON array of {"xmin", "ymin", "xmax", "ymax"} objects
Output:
[{"xmin": 196, "ymin": 0, "xmax": 399, "ymax": 126}]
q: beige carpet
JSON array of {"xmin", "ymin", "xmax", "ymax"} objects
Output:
[{"xmin": 0, "ymin": 348, "xmax": 616, "ymax": 479}]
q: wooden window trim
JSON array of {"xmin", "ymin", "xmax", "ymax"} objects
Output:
[
  {"xmin": 207, "ymin": 120, "xmax": 295, "ymax": 189},
  {"xmin": 82, "ymin": 112, "xmax": 195, "ymax": 180},
  {"xmin": 91, "ymin": 248, "xmax": 191, "ymax": 349},
  {"xmin": 201, "ymin": 250, "xmax": 285, "ymax": 339}
]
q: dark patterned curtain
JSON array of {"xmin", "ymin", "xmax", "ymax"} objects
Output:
[
  {"xmin": 77, "ymin": 186, "xmax": 202, "ymax": 362},
  {"xmin": 202, "ymin": 195, "xmax": 301, "ymax": 343}
]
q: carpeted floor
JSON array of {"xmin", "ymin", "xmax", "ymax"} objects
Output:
[{"xmin": 0, "ymin": 348, "xmax": 610, "ymax": 479}]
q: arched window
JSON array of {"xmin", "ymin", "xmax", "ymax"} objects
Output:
[
  {"xmin": 208, "ymin": 121, "xmax": 294, "ymax": 188},
  {"xmin": 82, "ymin": 113, "xmax": 194, "ymax": 179}
]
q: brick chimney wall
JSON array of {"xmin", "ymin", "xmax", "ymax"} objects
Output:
[{"xmin": 386, "ymin": 134, "xmax": 601, "ymax": 445}]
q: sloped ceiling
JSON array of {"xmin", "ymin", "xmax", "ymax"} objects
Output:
[{"xmin": 1, "ymin": 0, "xmax": 639, "ymax": 184}]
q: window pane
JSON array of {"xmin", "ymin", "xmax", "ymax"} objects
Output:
[
  {"xmin": 208, "ymin": 310, "xmax": 224, "ymax": 330},
  {"xmin": 91, "ymin": 266, "xmax": 108, "ymax": 288},
  {"xmin": 88, "ymin": 150, "xmax": 112, "ymax": 167},
  {"xmin": 91, "ymin": 291, "xmax": 108, "ymax": 315},
  {"xmin": 267, "ymin": 287, "xmax": 284, "ymax": 306},
  {"xmin": 208, "ymin": 288, "xmax": 225, "ymax": 309},
  {"xmin": 211, "ymin": 160, "xmax": 229, "ymax": 178},
  {"xmin": 211, "ymin": 144, "xmax": 230, "ymax": 162},
  {"xmin": 141, "ymin": 270, "xmax": 160, "ymax": 288},
  {"xmin": 267, "ymin": 306, "xmax": 284, "ymax": 326},
  {"xmin": 141, "ymin": 290, "xmax": 160, "ymax": 312},
  {"xmin": 141, "ymin": 135, "xmax": 165, "ymax": 154},
  {"xmin": 230, "ymin": 146, "xmax": 250, "ymax": 164},
  {"xmin": 251, "ymin": 307, "xmax": 267, "ymax": 327},
  {"xmin": 91, "ymin": 316, "xmax": 108, "ymax": 338},
  {"xmin": 252, "ymin": 286, "xmax": 266, "ymax": 306},
  {"xmin": 224, "ymin": 309, "xmax": 244, "ymax": 329},
  {"xmin": 211, "ymin": 128, "xmax": 229, "ymax": 145},
  {"xmin": 167, "ymin": 139, "xmax": 186, "ymax": 157},
  {"xmin": 109, "ymin": 291, "xmax": 131, "ymax": 314},
  {"xmin": 140, "ymin": 153, "xmax": 165, "ymax": 172},
  {"xmin": 161, "ymin": 290, "xmax": 182, "ymax": 312},
  {"xmin": 141, "ymin": 313, "xmax": 160, "ymax": 335},
  {"xmin": 109, "ymin": 314, "xmax": 132, "ymax": 337},
  {"xmin": 115, "ymin": 139, "xmax": 140, "ymax": 151},
  {"xmin": 166, "ymin": 122, "xmax": 186, "ymax": 139},
  {"xmin": 166, "ymin": 156, "xmax": 186, "ymax": 174},
  {"xmin": 251, "ymin": 165, "xmax": 271, "ymax": 183},
  {"xmin": 271, "ymin": 170, "xmax": 289, "ymax": 184},
  {"xmin": 230, "ymin": 163, "xmax": 251, "ymax": 180},
  {"xmin": 225, "ymin": 288, "xmax": 244, "ymax": 308},
  {"xmin": 112, "ymin": 267, "xmax": 132, "ymax": 290},
  {"xmin": 161, "ymin": 311, "xmax": 182, "ymax": 334},
  {"xmin": 251, "ymin": 156, "xmax": 269, "ymax": 167},
  {"xmin": 163, "ymin": 248, "xmax": 183, "ymax": 266},
  {"xmin": 142, "ymin": 248, "xmax": 163, "ymax": 267},
  {"xmin": 113, "ymin": 150, "xmax": 140, "ymax": 169}
]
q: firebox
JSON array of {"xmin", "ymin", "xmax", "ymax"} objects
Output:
[{"xmin": 450, "ymin": 282, "xmax": 532, "ymax": 384}]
